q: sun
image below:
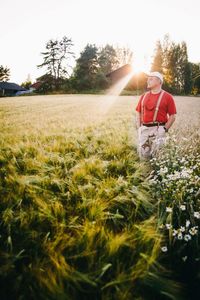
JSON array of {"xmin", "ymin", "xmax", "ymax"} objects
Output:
[{"xmin": 131, "ymin": 56, "xmax": 151, "ymax": 75}]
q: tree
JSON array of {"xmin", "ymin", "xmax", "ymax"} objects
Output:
[
  {"xmin": 190, "ymin": 62, "xmax": 200, "ymax": 95},
  {"xmin": 35, "ymin": 74, "xmax": 55, "ymax": 94},
  {"xmin": 115, "ymin": 46, "xmax": 133, "ymax": 66},
  {"xmin": 38, "ymin": 36, "xmax": 74, "ymax": 90},
  {"xmin": 21, "ymin": 75, "xmax": 32, "ymax": 89},
  {"xmin": 159, "ymin": 35, "xmax": 192, "ymax": 94},
  {"xmin": 98, "ymin": 44, "xmax": 119, "ymax": 74},
  {"xmin": 161, "ymin": 35, "xmax": 175, "ymax": 92},
  {"xmin": 95, "ymin": 44, "xmax": 119, "ymax": 89},
  {"xmin": 180, "ymin": 42, "xmax": 192, "ymax": 94},
  {"xmin": 151, "ymin": 40, "xmax": 163, "ymax": 73},
  {"xmin": 71, "ymin": 44, "xmax": 99, "ymax": 91},
  {"xmin": 0, "ymin": 65, "xmax": 10, "ymax": 81},
  {"xmin": 21, "ymin": 81, "xmax": 32, "ymax": 90}
]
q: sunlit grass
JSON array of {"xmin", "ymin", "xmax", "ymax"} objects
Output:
[{"xmin": 0, "ymin": 94, "xmax": 199, "ymax": 299}]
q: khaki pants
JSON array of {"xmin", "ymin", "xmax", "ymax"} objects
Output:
[{"xmin": 137, "ymin": 125, "xmax": 166, "ymax": 159}]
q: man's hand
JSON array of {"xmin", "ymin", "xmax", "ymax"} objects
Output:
[{"xmin": 165, "ymin": 114, "xmax": 176, "ymax": 130}]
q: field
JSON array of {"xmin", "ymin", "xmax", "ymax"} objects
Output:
[{"xmin": 0, "ymin": 94, "xmax": 200, "ymax": 300}]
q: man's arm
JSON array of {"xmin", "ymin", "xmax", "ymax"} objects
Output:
[
  {"xmin": 135, "ymin": 111, "xmax": 141, "ymax": 130},
  {"xmin": 165, "ymin": 114, "xmax": 176, "ymax": 130}
]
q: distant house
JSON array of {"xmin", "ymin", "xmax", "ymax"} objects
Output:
[
  {"xmin": 0, "ymin": 82, "xmax": 26, "ymax": 96},
  {"xmin": 106, "ymin": 64, "xmax": 148, "ymax": 91},
  {"xmin": 106, "ymin": 64, "xmax": 133, "ymax": 84},
  {"xmin": 29, "ymin": 81, "xmax": 42, "ymax": 92}
]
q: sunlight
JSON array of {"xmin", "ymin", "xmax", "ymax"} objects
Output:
[
  {"xmin": 131, "ymin": 56, "xmax": 150, "ymax": 75},
  {"xmin": 97, "ymin": 70, "xmax": 135, "ymax": 116}
]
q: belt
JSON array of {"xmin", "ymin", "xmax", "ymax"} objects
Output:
[{"xmin": 142, "ymin": 122, "xmax": 166, "ymax": 127}]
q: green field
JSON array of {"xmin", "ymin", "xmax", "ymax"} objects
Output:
[{"xmin": 0, "ymin": 95, "xmax": 200, "ymax": 300}]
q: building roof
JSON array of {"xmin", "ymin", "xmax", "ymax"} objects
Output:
[
  {"xmin": 106, "ymin": 64, "xmax": 132, "ymax": 77},
  {"xmin": 30, "ymin": 81, "xmax": 42, "ymax": 89},
  {"xmin": 0, "ymin": 82, "xmax": 26, "ymax": 91}
]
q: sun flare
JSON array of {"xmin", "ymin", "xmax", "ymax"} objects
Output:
[{"xmin": 131, "ymin": 56, "xmax": 151, "ymax": 74}]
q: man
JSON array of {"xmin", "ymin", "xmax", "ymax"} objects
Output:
[{"xmin": 135, "ymin": 71, "xmax": 177, "ymax": 159}]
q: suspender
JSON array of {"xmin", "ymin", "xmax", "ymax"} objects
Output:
[
  {"xmin": 141, "ymin": 90, "xmax": 165, "ymax": 124},
  {"xmin": 153, "ymin": 90, "xmax": 165, "ymax": 122}
]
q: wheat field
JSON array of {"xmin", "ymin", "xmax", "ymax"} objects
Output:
[{"xmin": 0, "ymin": 94, "xmax": 199, "ymax": 300}]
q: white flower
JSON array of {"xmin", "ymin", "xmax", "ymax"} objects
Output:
[
  {"xmin": 189, "ymin": 227, "xmax": 198, "ymax": 235},
  {"xmin": 194, "ymin": 212, "xmax": 200, "ymax": 219},
  {"xmin": 166, "ymin": 207, "xmax": 172, "ymax": 213},
  {"xmin": 160, "ymin": 166, "xmax": 168, "ymax": 175},
  {"xmin": 180, "ymin": 205, "xmax": 186, "ymax": 211},
  {"xmin": 182, "ymin": 256, "xmax": 188, "ymax": 262},
  {"xmin": 166, "ymin": 224, "xmax": 172, "ymax": 229},
  {"xmin": 161, "ymin": 246, "xmax": 168, "ymax": 252},
  {"xmin": 180, "ymin": 226, "xmax": 185, "ymax": 232},
  {"xmin": 172, "ymin": 229, "xmax": 178, "ymax": 236},
  {"xmin": 186, "ymin": 220, "xmax": 190, "ymax": 227},
  {"xmin": 184, "ymin": 234, "xmax": 191, "ymax": 242},
  {"xmin": 177, "ymin": 233, "xmax": 183, "ymax": 240}
]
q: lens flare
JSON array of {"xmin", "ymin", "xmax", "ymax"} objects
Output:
[{"xmin": 97, "ymin": 69, "xmax": 135, "ymax": 116}]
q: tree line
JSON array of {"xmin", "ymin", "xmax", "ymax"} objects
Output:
[
  {"xmin": 1, "ymin": 34, "xmax": 200, "ymax": 95},
  {"xmin": 151, "ymin": 34, "xmax": 200, "ymax": 95},
  {"xmin": 35, "ymin": 37, "xmax": 133, "ymax": 94}
]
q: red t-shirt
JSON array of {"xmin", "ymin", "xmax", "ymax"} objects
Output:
[{"xmin": 135, "ymin": 90, "xmax": 177, "ymax": 123}]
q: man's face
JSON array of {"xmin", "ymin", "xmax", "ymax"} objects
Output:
[{"xmin": 147, "ymin": 76, "xmax": 161, "ymax": 89}]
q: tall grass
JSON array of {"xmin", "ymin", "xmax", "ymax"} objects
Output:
[{"xmin": 0, "ymin": 95, "xmax": 199, "ymax": 299}]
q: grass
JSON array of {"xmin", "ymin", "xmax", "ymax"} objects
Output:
[
  {"xmin": 149, "ymin": 112, "xmax": 200, "ymax": 299},
  {"xmin": 0, "ymin": 94, "xmax": 199, "ymax": 299}
]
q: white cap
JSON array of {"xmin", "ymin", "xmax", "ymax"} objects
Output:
[{"xmin": 147, "ymin": 71, "xmax": 163, "ymax": 83}]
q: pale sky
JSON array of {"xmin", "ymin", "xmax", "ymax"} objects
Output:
[{"xmin": 1, "ymin": 0, "xmax": 200, "ymax": 84}]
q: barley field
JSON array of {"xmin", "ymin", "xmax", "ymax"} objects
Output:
[{"xmin": 0, "ymin": 94, "xmax": 199, "ymax": 300}]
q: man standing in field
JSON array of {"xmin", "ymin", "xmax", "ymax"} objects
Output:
[{"xmin": 135, "ymin": 71, "xmax": 177, "ymax": 159}]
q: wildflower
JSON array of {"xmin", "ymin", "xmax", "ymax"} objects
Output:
[
  {"xmin": 194, "ymin": 212, "xmax": 200, "ymax": 219},
  {"xmin": 166, "ymin": 223, "xmax": 172, "ymax": 229},
  {"xmin": 189, "ymin": 227, "xmax": 198, "ymax": 235},
  {"xmin": 184, "ymin": 234, "xmax": 191, "ymax": 242},
  {"xmin": 160, "ymin": 166, "xmax": 168, "ymax": 174},
  {"xmin": 182, "ymin": 256, "xmax": 188, "ymax": 262},
  {"xmin": 180, "ymin": 226, "xmax": 185, "ymax": 232},
  {"xmin": 166, "ymin": 207, "xmax": 172, "ymax": 213},
  {"xmin": 180, "ymin": 205, "xmax": 186, "ymax": 211},
  {"xmin": 172, "ymin": 229, "xmax": 178, "ymax": 236},
  {"xmin": 161, "ymin": 246, "xmax": 168, "ymax": 252},
  {"xmin": 149, "ymin": 179, "xmax": 157, "ymax": 184},
  {"xmin": 186, "ymin": 220, "xmax": 190, "ymax": 227},
  {"xmin": 177, "ymin": 233, "xmax": 183, "ymax": 240}
]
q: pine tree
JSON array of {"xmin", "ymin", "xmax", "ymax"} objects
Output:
[
  {"xmin": 98, "ymin": 44, "xmax": 119, "ymax": 74},
  {"xmin": 71, "ymin": 44, "xmax": 99, "ymax": 91},
  {"xmin": 38, "ymin": 36, "xmax": 74, "ymax": 90},
  {"xmin": 151, "ymin": 40, "xmax": 163, "ymax": 73},
  {"xmin": 160, "ymin": 35, "xmax": 192, "ymax": 94}
]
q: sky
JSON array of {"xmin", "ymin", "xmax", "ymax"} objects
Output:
[{"xmin": 1, "ymin": 0, "xmax": 200, "ymax": 84}]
